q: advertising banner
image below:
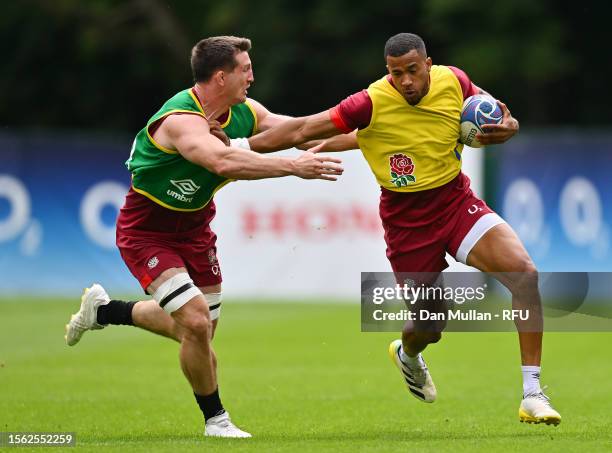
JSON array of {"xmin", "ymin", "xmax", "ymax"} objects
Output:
[
  {"xmin": 0, "ymin": 134, "xmax": 133, "ymax": 295},
  {"xmin": 492, "ymin": 134, "xmax": 612, "ymax": 271},
  {"xmin": 8, "ymin": 130, "xmax": 588, "ymax": 299}
]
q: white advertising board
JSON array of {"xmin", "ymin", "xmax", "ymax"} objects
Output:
[{"xmin": 213, "ymin": 147, "xmax": 483, "ymax": 299}]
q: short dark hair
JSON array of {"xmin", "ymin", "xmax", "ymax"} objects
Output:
[
  {"xmin": 384, "ymin": 33, "xmax": 427, "ymax": 60},
  {"xmin": 191, "ymin": 36, "xmax": 252, "ymax": 82}
]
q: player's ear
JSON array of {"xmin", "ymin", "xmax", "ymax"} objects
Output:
[
  {"xmin": 426, "ymin": 57, "xmax": 432, "ymax": 71},
  {"xmin": 213, "ymin": 70, "xmax": 225, "ymax": 86}
]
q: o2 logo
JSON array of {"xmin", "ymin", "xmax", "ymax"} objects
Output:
[
  {"xmin": 1, "ymin": 175, "xmax": 127, "ymax": 253},
  {"xmin": 468, "ymin": 204, "xmax": 484, "ymax": 215},
  {"xmin": 503, "ymin": 177, "xmax": 609, "ymax": 261},
  {"xmin": 80, "ymin": 181, "xmax": 128, "ymax": 249},
  {"xmin": 559, "ymin": 178, "xmax": 603, "ymax": 246},
  {"xmin": 0, "ymin": 175, "xmax": 30, "ymax": 242},
  {"xmin": 0, "ymin": 174, "xmax": 42, "ymax": 255}
]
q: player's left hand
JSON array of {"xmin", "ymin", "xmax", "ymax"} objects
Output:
[
  {"xmin": 209, "ymin": 120, "xmax": 230, "ymax": 146},
  {"xmin": 476, "ymin": 101, "xmax": 519, "ymax": 145}
]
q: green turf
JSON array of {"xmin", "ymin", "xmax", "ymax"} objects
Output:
[{"xmin": 1, "ymin": 298, "xmax": 611, "ymax": 452}]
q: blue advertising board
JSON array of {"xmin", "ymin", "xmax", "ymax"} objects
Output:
[
  {"xmin": 0, "ymin": 133, "xmax": 136, "ymax": 295},
  {"xmin": 1, "ymin": 131, "xmax": 611, "ymax": 297},
  {"xmin": 489, "ymin": 133, "xmax": 612, "ymax": 271}
]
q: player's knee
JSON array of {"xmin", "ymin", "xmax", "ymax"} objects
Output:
[
  {"xmin": 514, "ymin": 256, "xmax": 538, "ymax": 275},
  {"xmin": 508, "ymin": 258, "xmax": 539, "ymax": 295},
  {"xmin": 405, "ymin": 330, "xmax": 442, "ymax": 345},
  {"xmin": 423, "ymin": 331, "xmax": 442, "ymax": 344},
  {"xmin": 180, "ymin": 308, "xmax": 212, "ymax": 341}
]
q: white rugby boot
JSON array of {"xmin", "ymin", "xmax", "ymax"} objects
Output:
[
  {"xmin": 65, "ymin": 284, "xmax": 110, "ymax": 346},
  {"xmin": 205, "ymin": 412, "xmax": 252, "ymax": 438},
  {"xmin": 388, "ymin": 339, "xmax": 436, "ymax": 403},
  {"xmin": 519, "ymin": 389, "xmax": 561, "ymax": 425}
]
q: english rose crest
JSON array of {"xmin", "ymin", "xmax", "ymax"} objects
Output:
[{"xmin": 389, "ymin": 153, "xmax": 416, "ymax": 187}]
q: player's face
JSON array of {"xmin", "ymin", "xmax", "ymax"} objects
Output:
[
  {"xmin": 225, "ymin": 51, "xmax": 254, "ymax": 104},
  {"xmin": 386, "ymin": 50, "xmax": 432, "ymax": 105}
]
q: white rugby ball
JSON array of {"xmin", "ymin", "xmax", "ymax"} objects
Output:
[{"xmin": 460, "ymin": 94, "xmax": 503, "ymax": 148}]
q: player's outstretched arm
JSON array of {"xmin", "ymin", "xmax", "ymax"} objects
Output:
[
  {"xmin": 247, "ymin": 111, "xmax": 342, "ymax": 153},
  {"xmin": 304, "ymin": 130, "xmax": 359, "ymax": 152},
  {"xmin": 246, "ymin": 98, "xmax": 292, "ymax": 134},
  {"xmin": 162, "ymin": 114, "xmax": 343, "ymax": 181},
  {"xmin": 245, "ymin": 98, "xmax": 357, "ymax": 152}
]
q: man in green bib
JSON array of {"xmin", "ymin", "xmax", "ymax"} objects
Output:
[{"xmin": 64, "ymin": 36, "xmax": 343, "ymax": 438}]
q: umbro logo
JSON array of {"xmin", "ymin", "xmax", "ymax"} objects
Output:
[{"xmin": 170, "ymin": 179, "xmax": 201, "ymax": 196}]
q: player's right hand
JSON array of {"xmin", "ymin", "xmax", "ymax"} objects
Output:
[
  {"xmin": 477, "ymin": 101, "xmax": 519, "ymax": 145},
  {"xmin": 292, "ymin": 151, "xmax": 343, "ymax": 181},
  {"xmin": 208, "ymin": 120, "xmax": 230, "ymax": 146}
]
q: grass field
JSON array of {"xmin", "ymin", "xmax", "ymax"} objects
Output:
[{"xmin": 1, "ymin": 298, "xmax": 611, "ymax": 452}]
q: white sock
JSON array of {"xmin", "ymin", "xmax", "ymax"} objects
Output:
[
  {"xmin": 400, "ymin": 346, "xmax": 421, "ymax": 367},
  {"xmin": 521, "ymin": 365, "xmax": 542, "ymax": 396}
]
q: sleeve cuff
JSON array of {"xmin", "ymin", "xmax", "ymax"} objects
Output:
[{"xmin": 329, "ymin": 107, "xmax": 353, "ymax": 134}]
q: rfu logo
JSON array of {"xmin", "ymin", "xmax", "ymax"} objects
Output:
[
  {"xmin": 170, "ymin": 179, "xmax": 201, "ymax": 196},
  {"xmin": 207, "ymin": 249, "xmax": 218, "ymax": 265},
  {"xmin": 147, "ymin": 256, "xmax": 159, "ymax": 269}
]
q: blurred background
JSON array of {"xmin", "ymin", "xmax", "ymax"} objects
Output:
[{"xmin": 1, "ymin": 0, "xmax": 610, "ymax": 298}]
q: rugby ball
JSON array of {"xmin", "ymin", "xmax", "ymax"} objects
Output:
[{"xmin": 460, "ymin": 94, "xmax": 503, "ymax": 148}]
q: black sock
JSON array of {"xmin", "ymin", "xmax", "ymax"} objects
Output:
[
  {"xmin": 194, "ymin": 388, "xmax": 225, "ymax": 422},
  {"xmin": 96, "ymin": 300, "xmax": 136, "ymax": 326}
]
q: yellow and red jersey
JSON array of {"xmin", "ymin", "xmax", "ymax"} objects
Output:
[{"xmin": 330, "ymin": 65, "xmax": 477, "ymax": 192}]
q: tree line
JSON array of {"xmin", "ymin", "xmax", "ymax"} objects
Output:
[{"xmin": 0, "ymin": 0, "xmax": 606, "ymax": 133}]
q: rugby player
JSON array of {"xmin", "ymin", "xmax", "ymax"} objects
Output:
[
  {"xmin": 244, "ymin": 32, "xmax": 561, "ymax": 425},
  {"xmin": 64, "ymin": 36, "xmax": 343, "ymax": 438}
]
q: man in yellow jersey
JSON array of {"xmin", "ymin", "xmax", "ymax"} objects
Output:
[
  {"xmin": 244, "ymin": 33, "xmax": 561, "ymax": 425},
  {"xmin": 64, "ymin": 36, "xmax": 343, "ymax": 438}
]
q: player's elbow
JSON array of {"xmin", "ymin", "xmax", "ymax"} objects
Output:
[
  {"xmin": 211, "ymin": 160, "xmax": 234, "ymax": 178},
  {"xmin": 299, "ymin": 124, "xmax": 321, "ymax": 143},
  {"xmin": 198, "ymin": 148, "xmax": 237, "ymax": 177},
  {"xmin": 284, "ymin": 119, "xmax": 312, "ymax": 145}
]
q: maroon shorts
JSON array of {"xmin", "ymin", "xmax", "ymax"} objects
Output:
[
  {"xmin": 116, "ymin": 229, "xmax": 222, "ymax": 291},
  {"xmin": 115, "ymin": 189, "xmax": 223, "ymax": 292},
  {"xmin": 380, "ymin": 172, "xmax": 504, "ymax": 275}
]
